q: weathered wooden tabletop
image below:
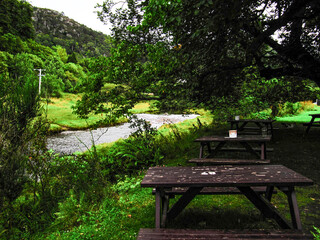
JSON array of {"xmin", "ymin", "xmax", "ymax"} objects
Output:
[
  {"xmin": 142, "ymin": 165, "xmax": 313, "ymax": 229},
  {"xmin": 141, "ymin": 165, "xmax": 313, "ymax": 188}
]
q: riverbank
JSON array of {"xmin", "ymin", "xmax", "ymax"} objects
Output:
[
  {"xmin": 44, "ymin": 93, "xmax": 204, "ymax": 133},
  {"xmin": 44, "ymin": 93, "xmax": 159, "ymax": 133},
  {"xmin": 47, "ymin": 113, "xmax": 200, "ymax": 155}
]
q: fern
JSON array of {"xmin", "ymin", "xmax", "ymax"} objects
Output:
[{"xmin": 312, "ymin": 226, "xmax": 320, "ymax": 240}]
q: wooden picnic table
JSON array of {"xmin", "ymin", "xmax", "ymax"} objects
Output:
[
  {"xmin": 228, "ymin": 119, "xmax": 275, "ymax": 136},
  {"xmin": 194, "ymin": 135, "xmax": 271, "ymax": 160},
  {"xmin": 137, "ymin": 228, "xmax": 314, "ymax": 239},
  {"xmin": 303, "ymin": 113, "xmax": 320, "ymax": 134},
  {"xmin": 141, "ymin": 165, "xmax": 313, "ymax": 229}
]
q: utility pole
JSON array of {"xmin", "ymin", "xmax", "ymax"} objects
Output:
[{"xmin": 34, "ymin": 69, "xmax": 45, "ymax": 94}]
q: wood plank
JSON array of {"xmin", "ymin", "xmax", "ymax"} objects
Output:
[
  {"xmin": 188, "ymin": 158, "xmax": 270, "ymax": 165},
  {"xmin": 228, "ymin": 119, "xmax": 275, "ymax": 123},
  {"xmin": 195, "ymin": 135, "xmax": 271, "ymax": 142},
  {"xmin": 141, "ymin": 165, "xmax": 314, "ymax": 188},
  {"xmin": 218, "ymin": 147, "xmax": 274, "ymax": 152},
  {"xmin": 240, "ymin": 126, "xmax": 262, "ymax": 130},
  {"xmin": 137, "ymin": 228, "xmax": 313, "ymax": 239},
  {"xmin": 152, "ymin": 186, "xmax": 274, "ymax": 195},
  {"xmin": 303, "ymin": 123, "xmax": 320, "ymax": 126}
]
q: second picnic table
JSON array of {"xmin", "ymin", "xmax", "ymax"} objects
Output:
[
  {"xmin": 228, "ymin": 119, "xmax": 275, "ymax": 135},
  {"xmin": 194, "ymin": 135, "xmax": 271, "ymax": 160}
]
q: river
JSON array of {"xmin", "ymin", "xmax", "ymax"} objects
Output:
[{"xmin": 47, "ymin": 113, "xmax": 199, "ymax": 155}]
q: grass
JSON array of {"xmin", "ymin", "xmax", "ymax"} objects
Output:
[
  {"xmin": 43, "ymin": 93, "xmax": 157, "ymax": 132},
  {"xmin": 276, "ymin": 102, "xmax": 320, "ymax": 123},
  {"xmin": 40, "ymin": 111, "xmax": 320, "ymax": 239},
  {"xmin": 44, "ymin": 93, "xmax": 104, "ymax": 131}
]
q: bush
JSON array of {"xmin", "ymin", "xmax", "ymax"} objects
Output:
[
  {"xmin": 277, "ymin": 102, "xmax": 302, "ymax": 117},
  {"xmin": 95, "ymin": 116, "xmax": 163, "ymax": 181},
  {"xmin": 277, "ymin": 101, "xmax": 316, "ymax": 117}
]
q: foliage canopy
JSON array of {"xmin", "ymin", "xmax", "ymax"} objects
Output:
[
  {"xmin": 0, "ymin": 0, "xmax": 35, "ymax": 39},
  {"xmin": 84, "ymin": 0, "xmax": 320, "ymax": 116}
]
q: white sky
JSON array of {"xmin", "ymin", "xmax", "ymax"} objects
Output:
[{"xmin": 27, "ymin": 0, "xmax": 111, "ymax": 35}]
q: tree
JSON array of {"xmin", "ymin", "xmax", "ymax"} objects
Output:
[
  {"xmin": 0, "ymin": 0, "xmax": 35, "ymax": 40},
  {"xmin": 0, "ymin": 53, "xmax": 44, "ymax": 233},
  {"xmin": 89, "ymin": 0, "xmax": 319, "ymax": 114}
]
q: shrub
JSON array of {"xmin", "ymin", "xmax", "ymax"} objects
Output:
[
  {"xmin": 277, "ymin": 101, "xmax": 316, "ymax": 117},
  {"xmin": 0, "ymin": 61, "xmax": 46, "ymax": 237},
  {"xmin": 277, "ymin": 102, "xmax": 302, "ymax": 117}
]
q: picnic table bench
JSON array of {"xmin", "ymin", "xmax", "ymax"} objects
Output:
[
  {"xmin": 152, "ymin": 186, "xmax": 273, "ymax": 196},
  {"xmin": 303, "ymin": 113, "xmax": 320, "ymax": 134},
  {"xmin": 141, "ymin": 165, "xmax": 313, "ymax": 229},
  {"xmin": 194, "ymin": 135, "xmax": 271, "ymax": 162},
  {"xmin": 188, "ymin": 157, "xmax": 270, "ymax": 165},
  {"xmin": 137, "ymin": 228, "xmax": 313, "ymax": 239},
  {"xmin": 228, "ymin": 119, "xmax": 275, "ymax": 136}
]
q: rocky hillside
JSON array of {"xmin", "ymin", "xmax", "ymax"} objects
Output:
[{"xmin": 32, "ymin": 7, "xmax": 112, "ymax": 57}]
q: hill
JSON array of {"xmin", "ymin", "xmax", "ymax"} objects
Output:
[{"xmin": 32, "ymin": 7, "xmax": 112, "ymax": 57}]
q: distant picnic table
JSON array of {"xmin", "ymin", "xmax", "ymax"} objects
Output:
[
  {"xmin": 228, "ymin": 119, "xmax": 275, "ymax": 136},
  {"xmin": 193, "ymin": 135, "xmax": 271, "ymax": 161},
  {"xmin": 303, "ymin": 113, "xmax": 320, "ymax": 134},
  {"xmin": 141, "ymin": 165, "xmax": 313, "ymax": 229}
]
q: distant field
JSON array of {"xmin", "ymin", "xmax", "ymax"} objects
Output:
[
  {"xmin": 43, "ymin": 93, "xmax": 157, "ymax": 132},
  {"xmin": 276, "ymin": 103, "xmax": 320, "ymax": 123}
]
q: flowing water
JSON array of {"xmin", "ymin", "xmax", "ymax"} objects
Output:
[{"xmin": 47, "ymin": 113, "xmax": 199, "ymax": 155}]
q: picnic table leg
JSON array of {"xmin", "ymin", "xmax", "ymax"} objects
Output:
[
  {"xmin": 161, "ymin": 195, "xmax": 170, "ymax": 227},
  {"xmin": 155, "ymin": 188, "xmax": 162, "ymax": 228},
  {"xmin": 237, "ymin": 186, "xmax": 292, "ymax": 229},
  {"xmin": 154, "ymin": 188, "xmax": 172, "ymax": 228},
  {"xmin": 199, "ymin": 142, "xmax": 211, "ymax": 158},
  {"xmin": 199, "ymin": 143, "xmax": 204, "ymax": 158},
  {"xmin": 305, "ymin": 117, "xmax": 315, "ymax": 134},
  {"xmin": 208, "ymin": 142, "xmax": 225, "ymax": 158},
  {"xmin": 268, "ymin": 122, "xmax": 274, "ymax": 136},
  {"xmin": 255, "ymin": 122, "xmax": 263, "ymax": 131},
  {"xmin": 167, "ymin": 187, "xmax": 203, "ymax": 221},
  {"xmin": 265, "ymin": 186, "xmax": 274, "ymax": 201},
  {"xmin": 238, "ymin": 122, "xmax": 248, "ymax": 131},
  {"xmin": 260, "ymin": 142, "xmax": 267, "ymax": 160},
  {"xmin": 239, "ymin": 142, "xmax": 260, "ymax": 159},
  {"xmin": 279, "ymin": 186, "xmax": 302, "ymax": 230}
]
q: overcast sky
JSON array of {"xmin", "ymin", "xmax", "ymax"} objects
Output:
[{"xmin": 27, "ymin": 0, "xmax": 111, "ymax": 35}]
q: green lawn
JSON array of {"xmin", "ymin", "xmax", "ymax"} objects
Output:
[{"xmin": 276, "ymin": 104, "xmax": 320, "ymax": 123}]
